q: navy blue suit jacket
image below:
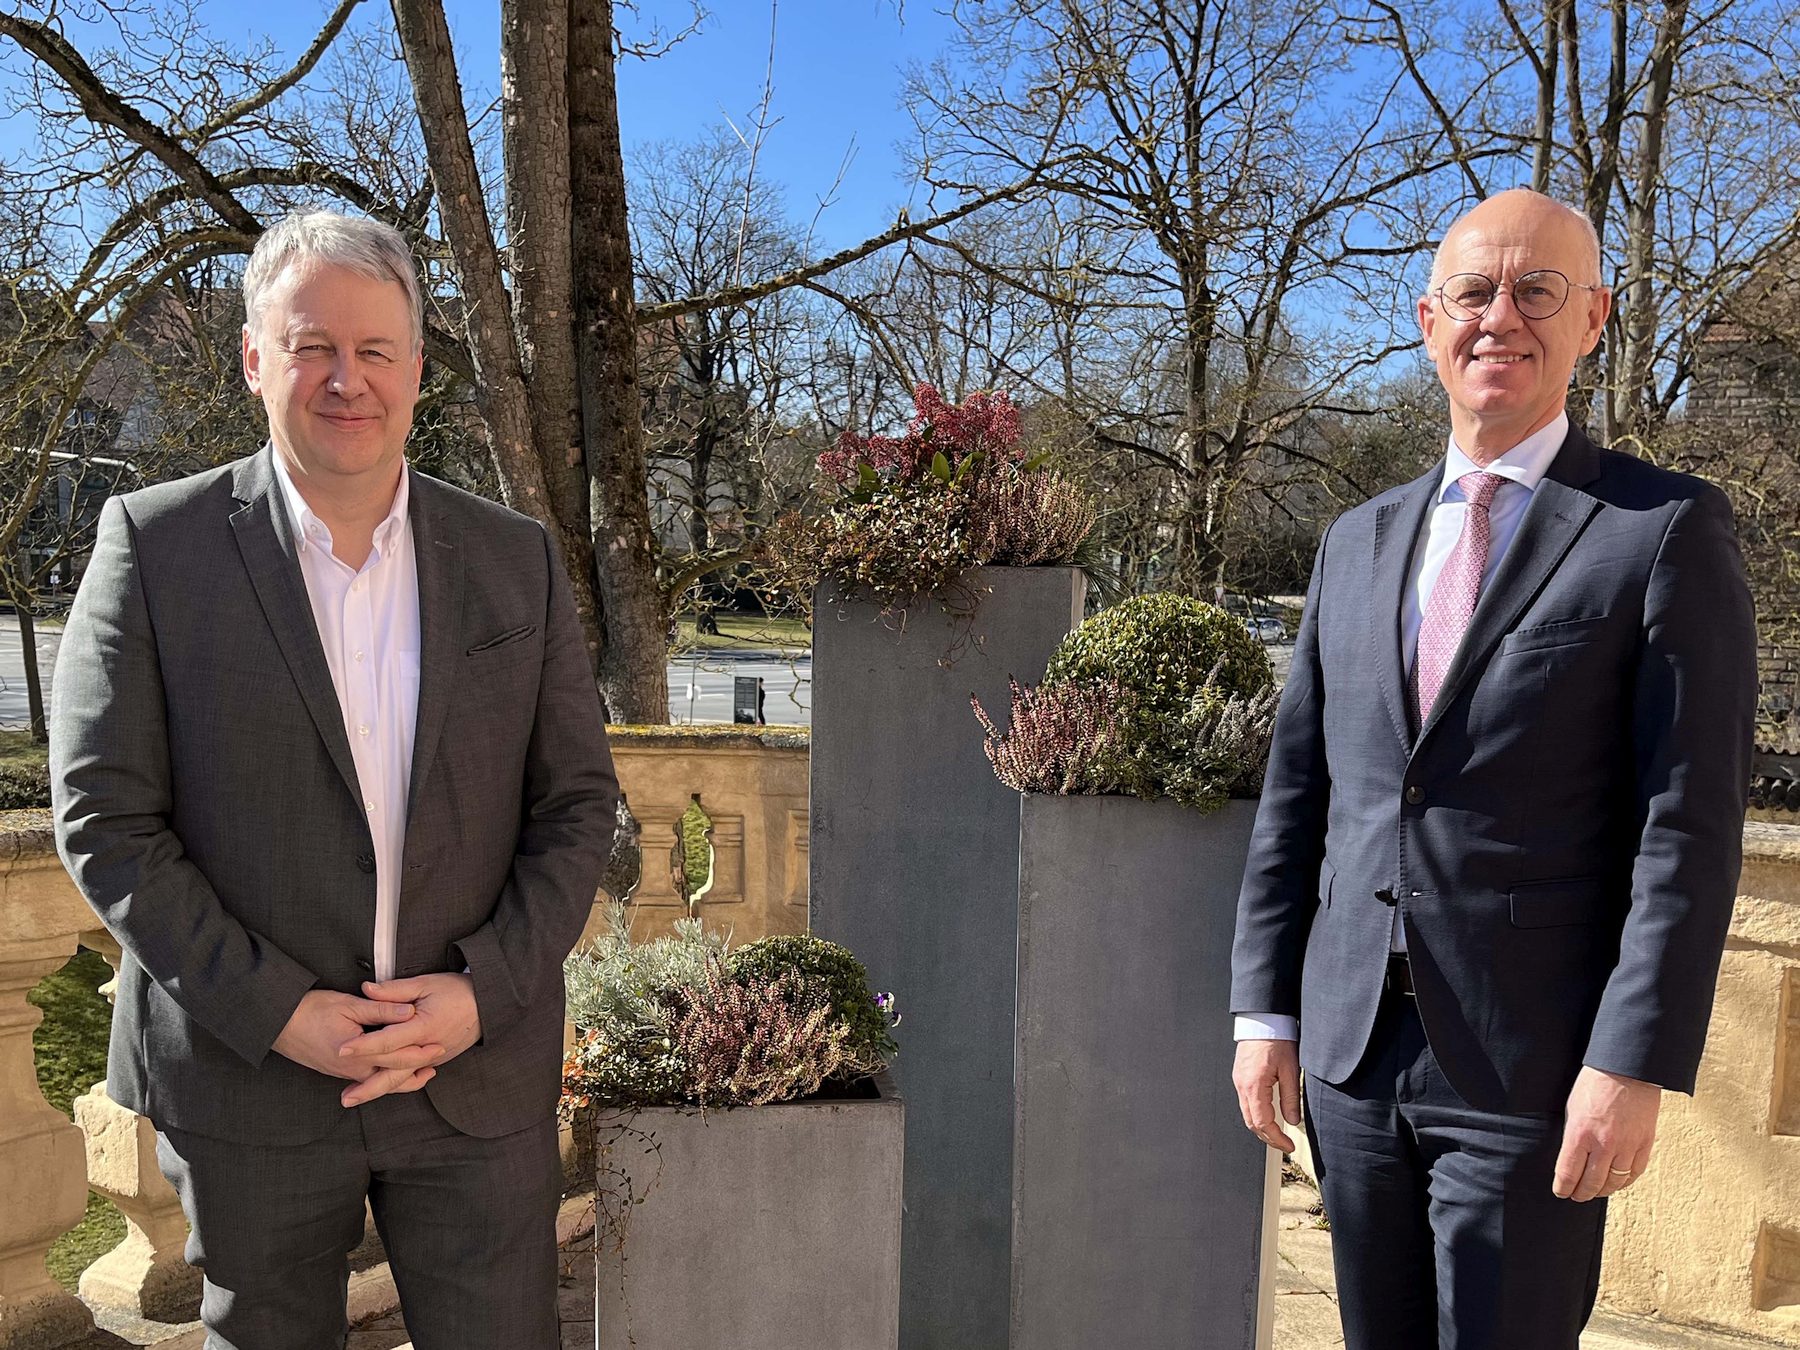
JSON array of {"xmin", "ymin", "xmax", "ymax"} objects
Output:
[{"xmin": 1230, "ymin": 426, "xmax": 1756, "ymax": 1113}]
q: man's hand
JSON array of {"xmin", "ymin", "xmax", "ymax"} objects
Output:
[
  {"xmin": 1234, "ymin": 1039, "xmax": 1303, "ymax": 1153},
  {"xmin": 1553, "ymin": 1066, "xmax": 1661, "ymax": 1202},
  {"xmin": 271, "ymin": 990, "xmax": 440, "ymax": 1097},
  {"xmin": 335, "ymin": 974, "xmax": 482, "ymax": 1108}
]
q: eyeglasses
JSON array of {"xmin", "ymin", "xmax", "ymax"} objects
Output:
[{"xmin": 1431, "ymin": 270, "xmax": 1604, "ymax": 322}]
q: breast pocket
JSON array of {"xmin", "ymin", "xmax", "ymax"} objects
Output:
[{"xmin": 1498, "ymin": 614, "xmax": 1609, "ymax": 655}]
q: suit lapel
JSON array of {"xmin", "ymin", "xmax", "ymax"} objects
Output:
[
  {"xmin": 1413, "ymin": 424, "xmax": 1603, "ymax": 748},
  {"xmin": 228, "ymin": 447, "xmax": 363, "ymax": 806},
  {"xmin": 406, "ymin": 474, "xmax": 463, "ymax": 823},
  {"xmin": 1371, "ymin": 470, "xmax": 1440, "ymax": 752}
]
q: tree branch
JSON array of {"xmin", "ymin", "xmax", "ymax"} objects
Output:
[{"xmin": 637, "ymin": 174, "xmax": 1043, "ymax": 322}]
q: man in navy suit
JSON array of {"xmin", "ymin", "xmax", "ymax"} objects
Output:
[{"xmin": 1229, "ymin": 189, "xmax": 1756, "ymax": 1348}]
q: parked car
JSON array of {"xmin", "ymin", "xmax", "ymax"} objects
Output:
[{"xmin": 1244, "ymin": 616, "xmax": 1286, "ymax": 642}]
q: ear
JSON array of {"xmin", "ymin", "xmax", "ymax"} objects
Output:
[
  {"xmin": 1578, "ymin": 287, "xmax": 1613, "ymax": 357},
  {"xmin": 1418, "ymin": 293, "xmax": 1437, "ymax": 359},
  {"xmin": 242, "ymin": 323, "xmax": 262, "ymax": 395}
]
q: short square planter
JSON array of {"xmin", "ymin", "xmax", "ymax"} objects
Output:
[
  {"xmin": 593, "ymin": 1074, "xmax": 904, "ymax": 1350},
  {"xmin": 1012, "ymin": 793, "xmax": 1277, "ymax": 1350}
]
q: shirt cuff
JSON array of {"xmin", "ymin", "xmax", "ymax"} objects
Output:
[{"xmin": 1234, "ymin": 1013, "xmax": 1300, "ymax": 1041}]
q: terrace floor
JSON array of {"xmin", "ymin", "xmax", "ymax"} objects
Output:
[{"xmin": 68, "ymin": 1178, "xmax": 1774, "ymax": 1350}]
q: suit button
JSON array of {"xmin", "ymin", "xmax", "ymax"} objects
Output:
[
  {"xmin": 355, "ymin": 853, "xmax": 376, "ymax": 873},
  {"xmin": 355, "ymin": 958, "xmax": 373, "ymax": 974},
  {"xmin": 1404, "ymin": 785, "xmax": 1425, "ymax": 805}
]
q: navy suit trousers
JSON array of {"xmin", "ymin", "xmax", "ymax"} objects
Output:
[{"xmin": 1303, "ymin": 988, "xmax": 1608, "ymax": 1350}]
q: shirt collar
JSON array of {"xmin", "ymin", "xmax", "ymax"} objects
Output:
[
  {"xmin": 270, "ymin": 448, "xmax": 410, "ymax": 558},
  {"xmin": 1438, "ymin": 412, "xmax": 1568, "ymax": 503}
]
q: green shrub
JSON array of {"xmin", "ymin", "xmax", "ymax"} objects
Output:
[
  {"xmin": 727, "ymin": 934, "xmax": 898, "ymax": 1063},
  {"xmin": 1045, "ymin": 592, "xmax": 1272, "ymax": 718},
  {"xmin": 1014, "ymin": 593, "xmax": 1280, "ymax": 811},
  {"xmin": 0, "ymin": 760, "xmax": 51, "ymax": 809}
]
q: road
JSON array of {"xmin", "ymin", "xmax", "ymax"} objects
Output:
[{"xmin": 2, "ymin": 619, "xmax": 1288, "ymax": 732}]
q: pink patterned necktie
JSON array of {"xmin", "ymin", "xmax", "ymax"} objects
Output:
[{"xmin": 1412, "ymin": 471, "xmax": 1508, "ymax": 722}]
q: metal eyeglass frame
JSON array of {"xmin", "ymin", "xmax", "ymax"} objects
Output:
[{"xmin": 1430, "ymin": 269, "xmax": 1605, "ymax": 322}]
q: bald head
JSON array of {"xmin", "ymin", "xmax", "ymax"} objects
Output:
[{"xmin": 1429, "ymin": 190, "xmax": 1602, "ymax": 290}]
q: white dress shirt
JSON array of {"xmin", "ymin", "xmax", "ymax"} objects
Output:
[
  {"xmin": 272, "ymin": 453, "xmax": 421, "ymax": 983},
  {"xmin": 1233, "ymin": 414, "xmax": 1568, "ymax": 1042}
]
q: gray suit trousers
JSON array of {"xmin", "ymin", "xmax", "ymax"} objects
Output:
[{"xmin": 155, "ymin": 1090, "xmax": 562, "ymax": 1350}]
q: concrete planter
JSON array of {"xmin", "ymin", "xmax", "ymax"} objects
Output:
[
  {"xmin": 810, "ymin": 566, "xmax": 1085, "ymax": 1350},
  {"xmin": 594, "ymin": 1075, "xmax": 904, "ymax": 1350},
  {"xmin": 1013, "ymin": 793, "xmax": 1277, "ymax": 1350}
]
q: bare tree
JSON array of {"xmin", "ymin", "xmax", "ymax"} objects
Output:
[
  {"xmin": 0, "ymin": 0, "xmax": 1042, "ymax": 719},
  {"xmin": 903, "ymin": 0, "xmax": 1503, "ymax": 594},
  {"xmin": 1485, "ymin": 0, "xmax": 1800, "ymax": 446}
]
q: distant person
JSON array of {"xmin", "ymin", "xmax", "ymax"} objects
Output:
[
  {"xmin": 1229, "ymin": 188, "xmax": 1755, "ymax": 1349},
  {"xmin": 52, "ymin": 209, "xmax": 618, "ymax": 1349}
]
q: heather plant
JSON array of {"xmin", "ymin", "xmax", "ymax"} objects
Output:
[
  {"xmin": 971, "ymin": 677, "xmax": 1132, "ymax": 796},
  {"xmin": 675, "ymin": 961, "xmax": 858, "ymax": 1108},
  {"xmin": 728, "ymin": 934, "xmax": 899, "ymax": 1064},
  {"xmin": 767, "ymin": 383, "xmax": 1096, "ymax": 613},
  {"xmin": 562, "ymin": 904, "xmax": 896, "ymax": 1114},
  {"xmin": 975, "ymin": 594, "xmax": 1280, "ymax": 812}
]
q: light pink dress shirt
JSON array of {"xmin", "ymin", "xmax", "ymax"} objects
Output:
[{"xmin": 272, "ymin": 453, "xmax": 421, "ymax": 983}]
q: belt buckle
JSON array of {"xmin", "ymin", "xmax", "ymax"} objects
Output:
[{"xmin": 1386, "ymin": 956, "xmax": 1415, "ymax": 997}]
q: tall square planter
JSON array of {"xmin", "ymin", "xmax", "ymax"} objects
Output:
[
  {"xmin": 1013, "ymin": 793, "xmax": 1278, "ymax": 1350},
  {"xmin": 594, "ymin": 1076, "xmax": 904, "ymax": 1350},
  {"xmin": 810, "ymin": 566, "xmax": 1085, "ymax": 1350}
]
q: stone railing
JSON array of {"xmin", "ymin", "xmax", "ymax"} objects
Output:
[
  {"xmin": 595, "ymin": 724, "xmax": 810, "ymax": 946},
  {"xmin": 0, "ymin": 725, "xmax": 811, "ymax": 1348}
]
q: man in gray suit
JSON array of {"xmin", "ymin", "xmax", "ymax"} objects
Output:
[
  {"xmin": 51, "ymin": 210, "xmax": 619, "ymax": 1349},
  {"xmin": 1230, "ymin": 189, "xmax": 1756, "ymax": 1348}
]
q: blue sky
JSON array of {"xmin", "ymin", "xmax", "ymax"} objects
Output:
[{"xmin": 0, "ymin": 0, "xmax": 959, "ymax": 251}]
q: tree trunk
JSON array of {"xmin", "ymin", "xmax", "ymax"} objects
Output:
[
  {"xmin": 1615, "ymin": 0, "xmax": 1688, "ymax": 449},
  {"xmin": 13, "ymin": 552, "xmax": 45, "ymax": 742},
  {"xmin": 1529, "ymin": 0, "xmax": 1564, "ymax": 191},
  {"xmin": 569, "ymin": 0, "xmax": 670, "ymax": 723},
  {"xmin": 500, "ymin": 0, "xmax": 589, "ymax": 544},
  {"xmin": 392, "ymin": 0, "xmax": 607, "ymax": 660}
]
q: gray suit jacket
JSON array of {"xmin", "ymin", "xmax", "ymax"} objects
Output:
[
  {"xmin": 1230, "ymin": 427, "xmax": 1756, "ymax": 1112},
  {"xmin": 51, "ymin": 447, "xmax": 619, "ymax": 1145}
]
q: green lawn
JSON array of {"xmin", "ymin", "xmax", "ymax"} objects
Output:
[
  {"xmin": 0, "ymin": 728, "xmax": 48, "ymax": 771},
  {"xmin": 29, "ymin": 948, "xmax": 128, "ymax": 1290},
  {"xmin": 672, "ymin": 614, "xmax": 811, "ymax": 652}
]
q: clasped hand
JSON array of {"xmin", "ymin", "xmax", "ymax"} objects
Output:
[{"xmin": 271, "ymin": 974, "xmax": 481, "ymax": 1109}]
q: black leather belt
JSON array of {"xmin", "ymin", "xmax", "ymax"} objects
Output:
[{"xmin": 1386, "ymin": 954, "xmax": 1416, "ymax": 997}]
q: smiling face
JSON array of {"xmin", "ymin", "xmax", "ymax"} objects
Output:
[
  {"xmin": 1419, "ymin": 191, "xmax": 1611, "ymax": 460},
  {"xmin": 242, "ymin": 260, "xmax": 423, "ymax": 494}
]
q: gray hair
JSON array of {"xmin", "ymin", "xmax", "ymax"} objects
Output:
[
  {"xmin": 1429, "ymin": 190, "xmax": 1604, "ymax": 288},
  {"xmin": 243, "ymin": 210, "xmax": 423, "ymax": 345}
]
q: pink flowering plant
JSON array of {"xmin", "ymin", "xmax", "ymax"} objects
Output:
[{"xmin": 768, "ymin": 383, "xmax": 1098, "ymax": 612}]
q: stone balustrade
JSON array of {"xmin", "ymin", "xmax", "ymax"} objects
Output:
[
  {"xmin": 597, "ymin": 725, "xmax": 810, "ymax": 946},
  {"xmin": 0, "ymin": 725, "xmax": 811, "ymax": 1348}
]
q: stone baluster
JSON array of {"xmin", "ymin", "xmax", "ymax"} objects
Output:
[
  {"xmin": 72, "ymin": 929, "xmax": 199, "ymax": 1323},
  {"xmin": 0, "ymin": 910, "xmax": 95, "ymax": 1349}
]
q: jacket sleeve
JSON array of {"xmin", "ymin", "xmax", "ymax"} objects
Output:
[
  {"xmin": 450, "ymin": 523, "xmax": 619, "ymax": 1043},
  {"xmin": 1583, "ymin": 485, "xmax": 1756, "ymax": 1092},
  {"xmin": 1230, "ymin": 522, "xmax": 1334, "ymax": 1020},
  {"xmin": 50, "ymin": 495, "xmax": 319, "ymax": 1067}
]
